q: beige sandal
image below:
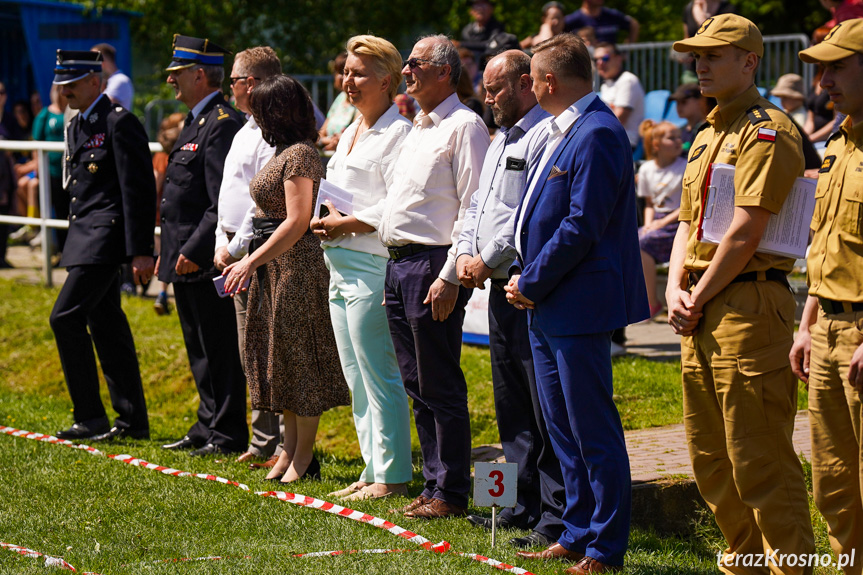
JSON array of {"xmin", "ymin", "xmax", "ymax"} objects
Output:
[
  {"xmin": 327, "ymin": 481, "xmax": 369, "ymax": 498},
  {"xmin": 342, "ymin": 483, "xmax": 409, "ymax": 502}
]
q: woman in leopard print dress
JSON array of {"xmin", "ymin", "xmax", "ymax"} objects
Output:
[{"xmin": 224, "ymin": 75, "xmax": 349, "ymax": 484}]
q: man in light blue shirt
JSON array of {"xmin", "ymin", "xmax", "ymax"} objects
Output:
[{"xmin": 456, "ymin": 50, "xmax": 565, "ymax": 549}]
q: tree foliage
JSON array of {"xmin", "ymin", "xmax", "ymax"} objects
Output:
[{"xmin": 72, "ymin": 0, "xmax": 831, "ymax": 105}]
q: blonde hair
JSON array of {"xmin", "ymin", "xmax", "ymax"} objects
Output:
[
  {"xmin": 639, "ymin": 119, "xmax": 679, "ymax": 161},
  {"xmin": 346, "ymin": 35, "xmax": 403, "ymax": 100}
]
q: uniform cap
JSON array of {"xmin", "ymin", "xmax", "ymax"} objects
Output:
[
  {"xmin": 53, "ymin": 50, "xmax": 102, "ymax": 85},
  {"xmin": 799, "ymin": 19, "xmax": 863, "ymax": 63},
  {"xmin": 672, "ymin": 14, "xmax": 764, "ymax": 58},
  {"xmin": 166, "ymin": 34, "xmax": 230, "ymax": 71}
]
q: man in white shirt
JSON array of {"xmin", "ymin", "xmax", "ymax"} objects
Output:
[
  {"xmin": 91, "ymin": 43, "xmax": 133, "ymax": 111},
  {"xmin": 456, "ymin": 50, "xmax": 565, "ymax": 548},
  {"xmin": 594, "ymin": 42, "xmax": 644, "ymax": 148},
  {"xmin": 380, "ymin": 34, "xmax": 490, "ymax": 519},
  {"xmin": 213, "ymin": 46, "xmax": 283, "ymax": 469}
]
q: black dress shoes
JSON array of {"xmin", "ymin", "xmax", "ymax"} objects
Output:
[
  {"xmin": 189, "ymin": 443, "xmax": 233, "ymax": 457},
  {"xmin": 162, "ymin": 436, "xmax": 198, "ymax": 450},
  {"xmin": 91, "ymin": 426, "xmax": 150, "ymax": 442},
  {"xmin": 509, "ymin": 530, "xmax": 556, "ymax": 549},
  {"xmin": 56, "ymin": 421, "xmax": 110, "ymax": 441},
  {"xmin": 467, "ymin": 514, "xmax": 516, "ymax": 531}
]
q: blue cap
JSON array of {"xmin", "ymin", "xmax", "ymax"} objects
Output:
[
  {"xmin": 53, "ymin": 50, "xmax": 102, "ymax": 85},
  {"xmin": 167, "ymin": 34, "xmax": 230, "ymax": 71}
]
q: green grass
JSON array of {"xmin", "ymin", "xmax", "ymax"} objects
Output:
[{"xmin": 0, "ymin": 277, "xmax": 831, "ymax": 574}]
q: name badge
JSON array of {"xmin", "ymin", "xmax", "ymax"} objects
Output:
[{"xmin": 505, "ymin": 157, "xmax": 526, "ymax": 171}]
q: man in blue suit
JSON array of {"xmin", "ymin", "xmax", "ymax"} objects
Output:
[{"xmin": 505, "ymin": 33, "xmax": 648, "ymax": 574}]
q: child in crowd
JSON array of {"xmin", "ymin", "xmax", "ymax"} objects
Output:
[{"xmin": 636, "ymin": 119, "xmax": 685, "ymax": 319}]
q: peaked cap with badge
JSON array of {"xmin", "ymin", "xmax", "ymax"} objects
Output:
[
  {"xmin": 672, "ymin": 13, "xmax": 764, "ymax": 57},
  {"xmin": 166, "ymin": 34, "xmax": 231, "ymax": 71},
  {"xmin": 53, "ymin": 49, "xmax": 102, "ymax": 85}
]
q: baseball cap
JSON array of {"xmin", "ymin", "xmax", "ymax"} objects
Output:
[
  {"xmin": 799, "ymin": 19, "xmax": 863, "ymax": 63},
  {"xmin": 672, "ymin": 14, "xmax": 764, "ymax": 58}
]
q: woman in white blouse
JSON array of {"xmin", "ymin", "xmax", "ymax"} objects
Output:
[{"xmin": 310, "ymin": 35, "xmax": 412, "ymax": 501}]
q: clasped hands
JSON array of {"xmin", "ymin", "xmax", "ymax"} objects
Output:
[
  {"xmin": 666, "ymin": 287, "xmax": 703, "ymax": 336},
  {"xmin": 504, "ymin": 274, "xmax": 534, "ymax": 310}
]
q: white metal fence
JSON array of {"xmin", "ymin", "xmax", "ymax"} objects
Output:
[{"xmin": 0, "ymin": 140, "xmax": 162, "ymax": 286}]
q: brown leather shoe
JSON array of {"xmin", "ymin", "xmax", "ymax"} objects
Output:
[
  {"xmin": 389, "ymin": 495, "xmax": 430, "ymax": 514},
  {"xmin": 236, "ymin": 451, "xmax": 260, "ymax": 464},
  {"xmin": 564, "ymin": 557, "xmax": 623, "ymax": 574},
  {"xmin": 515, "ymin": 542, "xmax": 585, "ymax": 562},
  {"xmin": 249, "ymin": 454, "xmax": 279, "ymax": 470},
  {"xmin": 404, "ymin": 498, "xmax": 467, "ymax": 519}
]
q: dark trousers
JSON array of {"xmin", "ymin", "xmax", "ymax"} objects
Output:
[
  {"xmin": 488, "ymin": 286, "xmax": 565, "ymax": 538},
  {"xmin": 384, "ymin": 247, "xmax": 471, "ymax": 508},
  {"xmin": 49, "ymin": 175, "xmax": 68, "ymax": 253},
  {"xmin": 529, "ymin": 326, "xmax": 630, "ymax": 566},
  {"xmin": 49, "ymin": 264, "xmax": 148, "ymax": 430},
  {"xmin": 173, "ymin": 280, "xmax": 248, "ymax": 450}
]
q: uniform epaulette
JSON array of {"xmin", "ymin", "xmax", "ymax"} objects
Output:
[
  {"xmin": 693, "ymin": 120, "xmax": 710, "ymax": 138},
  {"xmin": 216, "ymin": 106, "xmax": 230, "ymax": 120},
  {"xmin": 826, "ymin": 129, "xmax": 844, "ymax": 146},
  {"xmin": 746, "ymin": 104, "xmax": 771, "ymax": 125}
]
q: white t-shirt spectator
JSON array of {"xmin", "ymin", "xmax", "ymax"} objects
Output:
[
  {"xmin": 105, "ymin": 71, "xmax": 133, "ymax": 111},
  {"xmin": 599, "ymin": 70, "xmax": 644, "ymax": 148},
  {"xmin": 636, "ymin": 156, "xmax": 685, "ymax": 215}
]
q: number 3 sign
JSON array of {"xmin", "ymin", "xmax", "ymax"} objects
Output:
[{"xmin": 473, "ymin": 462, "xmax": 517, "ymax": 508}]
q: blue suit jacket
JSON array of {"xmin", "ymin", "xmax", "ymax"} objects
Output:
[{"xmin": 516, "ymin": 95, "xmax": 648, "ymax": 336}]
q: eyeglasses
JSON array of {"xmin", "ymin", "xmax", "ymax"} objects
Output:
[
  {"xmin": 594, "ymin": 55, "xmax": 612, "ymax": 63},
  {"xmin": 402, "ymin": 57, "xmax": 445, "ymax": 70},
  {"xmin": 229, "ymin": 76, "xmax": 259, "ymax": 86}
]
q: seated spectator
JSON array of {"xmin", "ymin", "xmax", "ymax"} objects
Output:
[
  {"xmin": 576, "ymin": 25, "xmax": 598, "ymax": 55},
  {"xmin": 318, "ymin": 52, "xmax": 358, "ymax": 151},
  {"xmin": 520, "ymin": 1, "xmax": 566, "ymax": 50},
  {"xmin": 669, "ymin": 82, "xmax": 714, "ymax": 155},
  {"xmin": 30, "ymin": 91, "xmax": 42, "ymax": 118},
  {"xmin": 564, "ymin": 0, "xmax": 639, "ymax": 44},
  {"xmin": 459, "ymin": 47, "xmax": 481, "ymax": 91},
  {"xmin": 0, "ymin": 81, "xmax": 23, "ymax": 141},
  {"xmin": 460, "ymin": 0, "xmax": 506, "ymax": 58},
  {"xmin": 804, "ymin": 65, "xmax": 836, "ymax": 142},
  {"xmin": 636, "ymin": 120, "xmax": 685, "ymax": 319},
  {"xmin": 13, "ymin": 101, "xmax": 33, "ymax": 140},
  {"xmin": 770, "ymin": 73, "xmax": 806, "ymax": 125},
  {"xmin": 681, "ymin": 1, "xmax": 736, "ymax": 39},
  {"xmin": 394, "ymin": 94, "xmax": 417, "ymax": 122},
  {"xmin": 595, "ymin": 42, "xmax": 644, "ymax": 149}
]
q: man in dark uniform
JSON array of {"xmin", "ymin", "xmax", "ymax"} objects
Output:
[
  {"xmin": 157, "ymin": 35, "xmax": 248, "ymax": 456},
  {"xmin": 50, "ymin": 50, "xmax": 155, "ymax": 442}
]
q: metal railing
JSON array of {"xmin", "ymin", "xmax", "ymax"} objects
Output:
[
  {"xmin": 0, "ymin": 140, "xmax": 163, "ymax": 287},
  {"xmin": 616, "ymin": 34, "xmax": 814, "ymax": 94}
]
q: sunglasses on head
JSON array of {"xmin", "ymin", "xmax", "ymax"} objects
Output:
[{"xmin": 403, "ymin": 57, "xmax": 445, "ymax": 70}]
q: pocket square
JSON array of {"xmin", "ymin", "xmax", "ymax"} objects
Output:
[{"xmin": 548, "ymin": 165, "xmax": 568, "ymax": 179}]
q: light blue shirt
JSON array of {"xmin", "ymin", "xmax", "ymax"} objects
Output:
[
  {"xmin": 190, "ymin": 90, "xmax": 221, "ymax": 121},
  {"xmin": 456, "ymin": 104, "xmax": 551, "ymax": 278}
]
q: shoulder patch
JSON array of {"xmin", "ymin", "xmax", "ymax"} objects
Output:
[
  {"xmin": 689, "ymin": 144, "xmax": 707, "ymax": 163},
  {"xmin": 746, "ymin": 105, "xmax": 771, "ymax": 125},
  {"xmin": 820, "ymin": 155, "xmax": 836, "ymax": 173},
  {"xmin": 216, "ymin": 106, "xmax": 230, "ymax": 120},
  {"xmin": 826, "ymin": 129, "xmax": 844, "ymax": 146}
]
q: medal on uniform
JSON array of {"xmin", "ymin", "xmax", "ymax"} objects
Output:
[
  {"xmin": 88, "ymin": 163, "xmax": 98, "ymax": 174},
  {"xmin": 199, "ymin": 117, "xmax": 206, "ymax": 125}
]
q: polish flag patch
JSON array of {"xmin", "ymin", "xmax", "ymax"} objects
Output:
[{"xmin": 757, "ymin": 128, "xmax": 777, "ymax": 142}]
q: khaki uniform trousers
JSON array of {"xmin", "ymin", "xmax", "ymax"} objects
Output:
[
  {"xmin": 681, "ymin": 280, "xmax": 815, "ymax": 575},
  {"xmin": 809, "ymin": 309, "xmax": 863, "ymax": 575}
]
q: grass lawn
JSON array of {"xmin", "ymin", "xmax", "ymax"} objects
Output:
[{"xmin": 0, "ymin": 277, "xmax": 830, "ymax": 573}]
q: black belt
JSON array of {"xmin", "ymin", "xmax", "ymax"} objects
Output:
[
  {"xmin": 249, "ymin": 217, "xmax": 285, "ymax": 312},
  {"xmin": 386, "ymin": 243, "xmax": 448, "ymax": 260},
  {"xmin": 689, "ymin": 268, "xmax": 789, "ymax": 288},
  {"xmin": 818, "ymin": 297, "xmax": 863, "ymax": 315}
]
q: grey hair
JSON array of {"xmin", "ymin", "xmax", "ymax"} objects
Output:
[
  {"xmin": 421, "ymin": 34, "xmax": 461, "ymax": 88},
  {"xmin": 198, "ymin": 64, "xmax": 225, "ymax": 88}
]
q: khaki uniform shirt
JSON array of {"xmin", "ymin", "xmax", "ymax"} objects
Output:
[
  {"xmin": 679, "ymin": 85, "xmax": 803, "ymax": 273},
  {"xmin": 808, "ymin": 116, "xmax": 863, "ymax": 302}
]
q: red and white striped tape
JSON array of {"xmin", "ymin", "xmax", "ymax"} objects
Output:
[
  {"xmin": 293, "ymin": 548, "xmax": 414, "ymax": 558},
  {"xmin": 0, "ymin": 426, "xmax": 537, "ymax": 575},
  {"xmin": 0, "ymin": 541, "xmax": 101, "ymax": 574}
]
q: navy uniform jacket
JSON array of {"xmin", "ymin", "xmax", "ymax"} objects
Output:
[
  {"xmin": 62, "ymin": 94, "xmax": 156, "ymax": 267},
  {"xmin": 159, "ymin": 93, "xmax": 243, "ymax": 283},
  {"xmin": 516, "ymin": 95, "xmax": 649, "ymax": 335}
]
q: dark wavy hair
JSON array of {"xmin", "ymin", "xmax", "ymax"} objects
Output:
[{"xmin": 249, "ymin": 74, "xmax": 318, "ymax": 147}]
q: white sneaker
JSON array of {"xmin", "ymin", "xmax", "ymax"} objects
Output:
[
  {"xmin": 29, "ymin": 234, "xmax": 42, "ymax": 247},
  {"xmin": 9, "ymin": 225, "xmax": 34, "ymax": 243},
  {"xmin": 610, "ymin": 342, "xmax": 626, "ymax": 357}
]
